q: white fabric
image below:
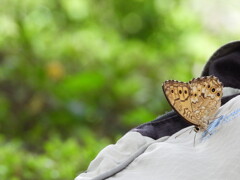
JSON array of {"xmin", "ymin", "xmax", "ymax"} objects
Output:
[
  {"xmin": 75, "ymin": 132, "xmax": 166, "ymax": 180},
  {"xmin": 76, "ymin": 95, "xmax": 240, "ymax": 180},
  {"xmin": 223, "ymin": 87, "xmax": 240, "ymax": 97}
]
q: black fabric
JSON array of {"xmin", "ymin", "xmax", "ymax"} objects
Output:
[
  {"xmin": 202, "ymin": 41, "xmax": 240, "ymax": 89},
  {"xmin": 132, "ymin": 111, "xmax": 190, "ymax": 139},
  {"xmin": 132, "ymin": 41, "xmax": 240, "ymax": 140}
]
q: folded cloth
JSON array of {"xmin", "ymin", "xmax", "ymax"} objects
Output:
[
  {"xmin": 75, "ymin": 132, "xmax": 157, "ymax": 180},
  {"xmin": 107, "ymin": 95, "xmax": 240, "ymax": 180},
  {"xmin": 132, "ymin": 41, "xmax": 240, "ymax": 140},
  {"xmin": 75, "ymin": 41, "xmax": 240, "ymax": 180},
  {"xmin": 76, "ymin": 95, "xmax": 240, "ymax": 180}
]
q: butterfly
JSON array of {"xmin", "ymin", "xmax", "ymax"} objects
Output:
[{"xmin": 162, "ymin": 76, "xmax": 223, "ymax": 133}]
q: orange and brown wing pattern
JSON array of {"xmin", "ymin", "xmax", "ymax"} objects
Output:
[
  {"xmin": 189, "ymin": 76, "xmax": 223, "ymax": 124},
  {"xmin": 162, "ymin": 76, "xmax": 223, "ymax": 130},
  {"xmin": 162, "ymin": 80, "xmax": 193, "ymax": 124}
]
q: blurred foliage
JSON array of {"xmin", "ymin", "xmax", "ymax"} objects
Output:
[
  {"xmin": 0, "ymin": 133, "xmax": 110, "ymax": 180},
  {"xmin": 0, "ymin": 0, "xmax": 236, "ymax": 179}
]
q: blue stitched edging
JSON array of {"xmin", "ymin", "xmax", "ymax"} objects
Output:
[{"xmin": 201, "ymin": 108, "xmax": 240, "ymax": 141}]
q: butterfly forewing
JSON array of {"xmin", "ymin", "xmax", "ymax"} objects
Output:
[{"xmin": 162, "ymin": 76, "xmax": 223, "ymax": 130}]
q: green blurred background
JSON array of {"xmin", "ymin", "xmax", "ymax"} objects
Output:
[{"xmin": 0, "ymin": 0, "xmax": 239, "ymax": 179}]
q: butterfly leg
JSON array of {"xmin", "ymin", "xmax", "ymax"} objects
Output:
[
  {"xmin": 208, "ymin": 115, "xmax": 223, "ymax": 122},
  {"xmin": 193, "ymin": 131, "xmax": 197, "ymax": 147},
  {"xmin": 189, "ymin": 128, "xmax": 193, "ymax": 134}
]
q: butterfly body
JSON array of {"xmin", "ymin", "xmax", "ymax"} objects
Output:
[{"xmin": 162, "ymin": 76, "xmax": 223, "ymax": 131}]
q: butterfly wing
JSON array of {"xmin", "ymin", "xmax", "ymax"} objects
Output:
[
  {"xmin": 189, "ymin": 76, "xmax": 223, "ymax": 122},
  {"xmin": 162, "ymin": 76, "xmax": 223, "ymax": 128},
  {"xmin": 162, "ymin": 80, "xmax": 196, "ymax": 125}
]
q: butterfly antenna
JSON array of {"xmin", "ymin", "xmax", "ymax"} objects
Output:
[
  {"xmin": 175, "ymin": 128, "xmax": 192, "ymax": 139},
  {"xmin": 193, "ymin": 131, "xmax": 197, "ymax": 147}
]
